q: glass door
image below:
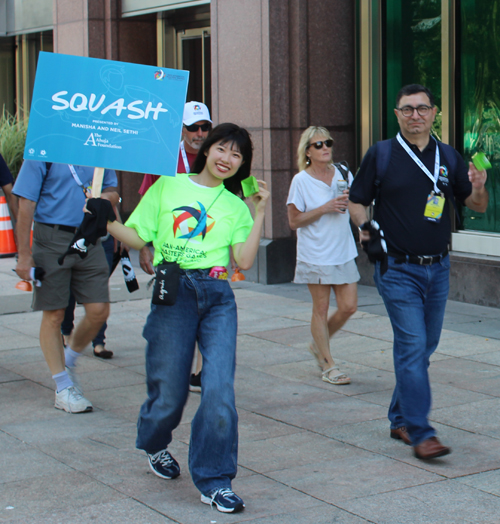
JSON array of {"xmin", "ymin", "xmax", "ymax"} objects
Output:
[
  {"xmin": 459, "ymin": 0, "xmax": 500, "ymax": 233},
  {"xmin": 384, "ymin": 0, "xmax": 442, "ymax": 139},
  {"xmin": 177, "ymin": 27, "xmax": 211, "ymax": 109}
]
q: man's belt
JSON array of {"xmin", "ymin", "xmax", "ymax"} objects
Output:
[
  {"xmin": 388, "ymin": 249, "xmax": 449, "ymax": 266},
  {"xmin": 37, "ymin": 222, "xmax": 78, "ymax": 234}
]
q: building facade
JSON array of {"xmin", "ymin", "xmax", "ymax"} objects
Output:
[{"xmin": 1, "ymin": 0, "xmax": 499, "ymax": 304}]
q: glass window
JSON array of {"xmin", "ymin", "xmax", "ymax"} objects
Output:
[
  {"xmin": 0, "ymin": 38, "xmax": 16, "ymax": 116},
  {"xmin": 459, "ymin": 0, "xmax": 500, "ymax": 233},
  {"xmin": 15, "ymin": 31, "xmax": 53, "ymax": 118},
  {"xmin": 384, "ymin": 0, "xmax": 442, "ymax": 139}
]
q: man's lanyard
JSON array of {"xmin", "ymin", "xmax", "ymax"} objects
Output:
[
  {"xmin": 396, "ymin": 133, "xmax": 440, "ymax": 193},
  {"xmin": 68, "ymin": 164, "xmax": 88, "ymax": 194},
  {"xmin": 180, "ymin": 142, "xmax": 191, "ymax": 174}
]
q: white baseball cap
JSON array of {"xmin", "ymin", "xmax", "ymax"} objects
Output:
[{"xmin": 183, "ymin": 101, "xmax": 212, "ymax": 126}]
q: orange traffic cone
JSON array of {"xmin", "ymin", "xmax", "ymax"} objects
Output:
[
  {"xmin": 0, "ymin": 196, "xmax": 16, "ymax": 257},
  {"xmin": 15, "ymin": 280, "xmax": 32, "ymax": 292}
]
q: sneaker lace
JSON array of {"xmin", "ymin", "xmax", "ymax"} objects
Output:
[
  {"xmin": 67, "ymin": 386, "xmax": 84, "ymax": 400},
  {"xmin": 152, "ymin": 450, "xmax": 174, "ymax": 467},
  {"xmin": 210, "ymin": 488, "xmax": 234, "ymax": 503}
]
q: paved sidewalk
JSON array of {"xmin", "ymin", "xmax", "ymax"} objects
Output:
[{"xmin": 1, "ymin": 255, "xmax": 500, "ymax": 523}]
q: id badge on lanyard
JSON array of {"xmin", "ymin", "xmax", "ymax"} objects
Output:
[
  {"xmin": 68, "ymin": 165, "xmax": 92, "ymax": 196},
  {"xmin": 423, "ymin": 192, "xmax": 445, "ymax": 222},
  {"xmin": 180, "ymin": 142, "xmax": 191, "ymax": 174},
  {"xmin": 396, "ymin": 133, "xmax": 445, "ymax": 223}
]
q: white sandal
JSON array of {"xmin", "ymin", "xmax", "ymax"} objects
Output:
[{"xmin": 321, "ymin": 366, "xmax": 351, "ymax": 385}]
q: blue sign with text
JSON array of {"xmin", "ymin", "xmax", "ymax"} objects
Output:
[{"xmin": 24, "ymin": 52, "xmax": 189, "ymax": 176}]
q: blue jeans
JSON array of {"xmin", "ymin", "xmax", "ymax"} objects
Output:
[
  {"xmin": 136, "ymin": 269, "xmax": 239, "ymax": 495},
  {"xmin": 61, "ymin": 235, "xmax": 114, "ymax": 346},
  {"xmin": 374, "ymin": 255, "xmax": 450, "ymax": 446}
]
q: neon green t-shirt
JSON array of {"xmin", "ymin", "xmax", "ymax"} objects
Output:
[{"xmin": 125, "ymin": 173, "xmax": 254, "ymax": 269}]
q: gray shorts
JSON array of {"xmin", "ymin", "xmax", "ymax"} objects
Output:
[{"xmin": 32, "ymin": 222, "xmax": 110, "ymax": 311}]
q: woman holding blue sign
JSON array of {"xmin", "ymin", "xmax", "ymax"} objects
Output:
[{"xmin": 99, "ymin": 123, "xmax": 269, "ymax": 514}]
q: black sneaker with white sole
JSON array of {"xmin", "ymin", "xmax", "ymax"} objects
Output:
[
  {"xmin": 147, "ymin": 449, "xmax": 180, "ymax": 479},
  {"xmin": 189, "ymin": 372, "xmax": 202, "ymax": 393},
  {"xmin": 201, "ymin": 488, "xmax": 245, "ymax": 513}
]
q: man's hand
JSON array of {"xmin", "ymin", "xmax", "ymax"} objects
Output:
[
  {"xmin": 16, "ymin": 254, "xmax": 35, "ymax": 281},
  {"xmin": 100, "ymin": 188, "xmax": 120, "ymax": 207},
  {"xmin": 358, "ymin": 229, "xmax": 371, "ymax": 243},
  {"xmin": 139, "ymin": 245, "xmax": 155, "ymax": 275},
  {"xmin": 468, "ymin": 162, "xmax": 487, "ymax": 189},
  {"xmin": 465, "ymin": 162, "xmax": 489, "ymax": 212},
  {"xmin": 348, "ymin": 201, "xmax": 371, "ymax": 242}
]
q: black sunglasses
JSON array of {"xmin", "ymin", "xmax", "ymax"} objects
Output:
[
  {"xmin": 184, "ymin": 123, "xmax": 212, "ymax": 132},
  {"xmin": 307, "ymin": 139, "xmax": 333, "ymax": 150}
]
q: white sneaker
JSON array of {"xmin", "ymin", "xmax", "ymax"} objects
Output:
[{"xmin": 55, "ymin": 386, "xmax": 93, "ymax": 413}]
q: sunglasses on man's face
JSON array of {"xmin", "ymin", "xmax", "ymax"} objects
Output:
[
  {"xmin": 184, "ymin": 123, "xmax": 212, "ymax": 132},
  {"xmin": 307, "ymin": 139, "xmax": 333, "ymax": 150}
]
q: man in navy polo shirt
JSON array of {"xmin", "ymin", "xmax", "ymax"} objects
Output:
[
  {"xmin": 349, "ymin": 84, "xmax": 488, "ymax": 460},
  {"xmin": 14, "ymin": 161, "xmax": 119, "ymax": 413}
]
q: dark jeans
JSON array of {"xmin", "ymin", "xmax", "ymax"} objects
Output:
[
  {"xmin": 374, "ymin": 255, "xmax": 450, "ymax": 446},
  {"xmin": 61, "ymin": 235, "xmax": 114, "ymax": 347},
  {"xmin": 136, "ymin": 269, "xmax": 239, "ymax": 495}
]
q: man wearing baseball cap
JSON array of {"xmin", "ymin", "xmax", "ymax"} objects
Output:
[{"xmin": 137, "ymin": 101, "xmax": 212, "ymax": 198}]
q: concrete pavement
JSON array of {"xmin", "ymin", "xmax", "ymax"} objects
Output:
[{"xmin": 1, "ymin": 253, "xmax": 500, "ymax": 523}]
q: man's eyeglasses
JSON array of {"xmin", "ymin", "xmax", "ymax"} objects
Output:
[
  {"xmin": 396, "ymin": 105, "xmax": 433, "ymax": 117},
  {"xmin": 307, "ymin": 139, "xmax": 333, "ymax": 150},
  {"xmin": 184, "ymin": 123, "xmax": 212, "ymax": 132}
]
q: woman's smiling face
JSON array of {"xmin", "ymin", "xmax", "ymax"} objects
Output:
[{"xmin": 205, "ymin": 140, "xmax": 244, "ymax": 181}]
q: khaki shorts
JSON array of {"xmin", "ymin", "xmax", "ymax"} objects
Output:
[
  {"xmin": 32, "ymin": 222, "xmax": 110, "ymax": 311},
  {"xmin": 294, "ymin": 258, "xmax": 360, "ymax": 285}
]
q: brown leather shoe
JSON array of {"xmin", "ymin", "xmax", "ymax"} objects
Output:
[
  {"xmin": 414, "ymin": 437, "xmax": 451, "ymax": 460},
  {"xmin": 390, "ymin": 426, "xmax": 411, "ymax": 445}
]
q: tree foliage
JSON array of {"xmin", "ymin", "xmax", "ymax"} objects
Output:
[{"xmin": 0, "ymin": 109, "xmax": 28, "ymax": 179}]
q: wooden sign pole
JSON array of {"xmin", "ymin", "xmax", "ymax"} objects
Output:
[{"xmin": 91, "ymin": 167, "xmax": 105, "ymax": 198}]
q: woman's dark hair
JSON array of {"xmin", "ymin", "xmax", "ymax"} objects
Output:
[
  {"xmin": 190, "ymin": 123, "xmax": 253, "ymax": 196},
  {"xmin": 395, "ymin": 84, "xmax": 435, "ymax": 108}
]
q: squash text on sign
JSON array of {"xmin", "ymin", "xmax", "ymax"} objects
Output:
[{"xmin": 51, "ymin": 91, "xmax": 169, "ymax": 120}]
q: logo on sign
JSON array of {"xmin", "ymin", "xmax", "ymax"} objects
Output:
[
  {"xmin": 154, "ymin": 70, "xmax": 165, "ymax": 80},
  {"xmin": 85, "ymin": 134, "xmax": 97, "ymax": 146}
]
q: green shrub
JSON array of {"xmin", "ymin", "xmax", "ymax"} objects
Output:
[{"xmin": 0, "ymin": 109, "xmax": 28, "ymax": 179}]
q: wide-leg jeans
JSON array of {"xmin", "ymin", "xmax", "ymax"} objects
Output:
[
  {"xmin": 374, "ymin": 255, "xmax": 450, "ymax": 446},
  {"xmin": 136, "ymin": 269, "xmax": 239, "ymax": 495}
]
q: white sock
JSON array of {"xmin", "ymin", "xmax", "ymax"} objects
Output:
[
  {"xmin": 53, "ymin": 371, "xmax": 73, "ymax": 392},
  {"xmin": 64, "ymin": 347, "xmax": 80, "ymax": 368}
]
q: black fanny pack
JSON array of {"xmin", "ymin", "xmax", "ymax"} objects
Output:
[{"xmin": 152, "ymin": 262, "xmax": 181, "ymax": 306}]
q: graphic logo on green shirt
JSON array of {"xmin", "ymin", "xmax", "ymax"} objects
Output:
[{"xmin": 173, "ymin": 201, "xmax": 215, "ymax": 242}]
